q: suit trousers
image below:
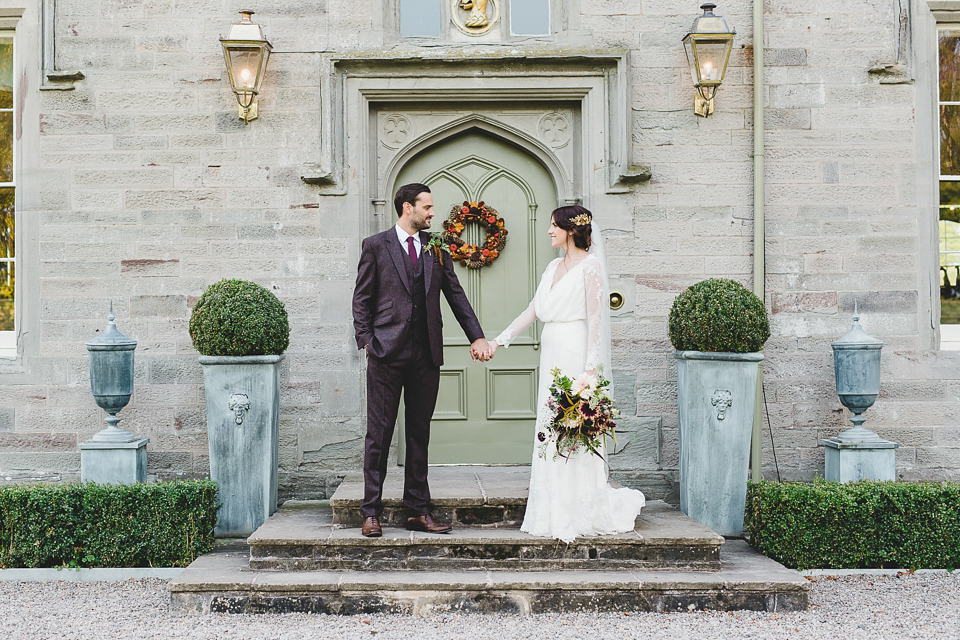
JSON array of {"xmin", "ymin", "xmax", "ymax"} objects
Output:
[{"xmin": 361, "ymin": 336, "xmax": 440, "ymax": 518}]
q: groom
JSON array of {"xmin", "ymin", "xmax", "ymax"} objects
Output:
[{"xmin": 352, "ymin": 183, "xmax": 491, "ymax": 537}]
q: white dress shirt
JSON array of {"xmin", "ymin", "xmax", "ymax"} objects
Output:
[{"xmin": 395, "ymin": 224, "xmax": 421, "ymax": 261}]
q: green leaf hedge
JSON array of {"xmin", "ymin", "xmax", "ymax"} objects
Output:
[
  {"xmin": 0, "ymin": 480, "xmax": 219, "ymax": 568},
  {"xmin": 746, "ymin": 479, "xmax": 960, "ymax": 570}
]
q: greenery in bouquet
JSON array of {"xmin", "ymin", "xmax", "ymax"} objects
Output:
[{"xmin": 540, "ymin": 367, "xmax": 619, "ymax": 461}]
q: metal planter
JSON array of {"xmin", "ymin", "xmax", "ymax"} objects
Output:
[
  {"xmin": 200, "ymin": 355, "xmax": 283, "ymax": 537},
  {"xmin": 675, "ymin": 350, "xmax": 763, "ymax": 537}
]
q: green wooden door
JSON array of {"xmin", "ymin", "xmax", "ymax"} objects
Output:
[{"xmin": 395, "ymin": 131, "xmax": 557, "ymax": 464}]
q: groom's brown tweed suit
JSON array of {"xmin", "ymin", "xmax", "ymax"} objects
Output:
[{"xmin": 352, "ymin": 227, "xmax": 483, "ymax": 518}]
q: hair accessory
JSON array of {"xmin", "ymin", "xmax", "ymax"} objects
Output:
[{"xmin": 571, "ymin": 213, "xmax": 592, "ymax": 227}]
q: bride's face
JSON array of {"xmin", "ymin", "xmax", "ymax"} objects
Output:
[{"xmin": 548, "ymin": 216, "xmax": 568, "ymax": 248}]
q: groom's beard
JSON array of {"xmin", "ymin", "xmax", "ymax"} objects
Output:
[{"xmin": 410, "ymin": 213, "xmax": 432, "ymax": 231}]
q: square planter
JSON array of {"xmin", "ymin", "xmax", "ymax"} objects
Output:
[
  {"xmin": 200, "ymin": 355, "xmax": 283, "ymax": 537},
  {"xmin": 675, "ymin": 350, "xmax": 762, "ymax": 537}
]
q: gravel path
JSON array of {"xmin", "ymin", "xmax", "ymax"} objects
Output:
[{"xmin": 1, "ymin": 572, "xmax": 957, "ymax": 640}]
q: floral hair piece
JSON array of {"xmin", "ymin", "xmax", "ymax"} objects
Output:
[{"xmin": 571, "ymin": 213, "xmax": 592, "ymax": 227}]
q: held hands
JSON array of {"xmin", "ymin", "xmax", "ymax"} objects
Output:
[{"xmin": 470, "ymin": 338, "xmax": 498, "ymax": 362}]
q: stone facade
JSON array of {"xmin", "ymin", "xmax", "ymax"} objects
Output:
[{"xmin": 0, "ymin": 0, "xmax": 957, "ymax": 500}]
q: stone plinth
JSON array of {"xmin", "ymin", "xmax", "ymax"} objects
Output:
[
  {"xmin": 79, "ymin": 437, "xmax": 149, "ymax": 484},
  {"xmin": 822, "ymin": 437, "xmax": 899, "ymax": 482}
]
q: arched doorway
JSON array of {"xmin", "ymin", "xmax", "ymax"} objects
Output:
[{"xmin": 395, "ymin": 129, "xmax": 558, "ymax": 464}]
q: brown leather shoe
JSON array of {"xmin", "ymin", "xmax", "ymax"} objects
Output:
[
  {"xmin": 405, "ymin": 514, "xmax": 452, "ymax": 534},
  {"xmin": 361, "ymin": 516, "xmax": 382, "ymax": 537}
]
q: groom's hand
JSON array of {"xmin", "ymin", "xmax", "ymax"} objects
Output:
[{"xmin": 470, "ymin": 338, "xmax": 491, "ymax": 362}]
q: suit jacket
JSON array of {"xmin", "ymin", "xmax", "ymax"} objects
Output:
[{"xmin": 353, "ymin": 228, "xmax": 484, "ymax": 367}]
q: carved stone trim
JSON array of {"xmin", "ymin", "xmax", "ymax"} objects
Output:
[
  {"xmin": 538, "ymin": 112, "xmax": 571, "ymax": 148},
  {"xmin": 452, "ymin": 0, "xmax": 500, "ymax": 35},
  {"xmin": 380, "ymin": 114, "xmax": 413, "ymax": 148}
]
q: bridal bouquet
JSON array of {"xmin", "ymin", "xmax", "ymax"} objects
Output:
[{"xmin": 540, "ymin": 367, "xmax": 619, "ymax": 461}]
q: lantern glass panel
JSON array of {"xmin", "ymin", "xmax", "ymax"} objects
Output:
[
  {"xmin": 227, "ymin": 47, "xmax": 263, "ymax": 93},
  {"xmin": 683, "ymin": 38, "xmax": 698, "ymax": 83},
  {"xmin": 692, "ymin": 39, "xmax": 730, "ymax": 85}
]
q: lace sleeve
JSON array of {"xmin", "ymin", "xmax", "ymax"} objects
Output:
[
  {"xmin": 493, "ymin": 299, "xmax": 537, "ymax": 348},
  {"xmin": 583, "ymin": 257, "xmax": 604, "ymax": 373}
]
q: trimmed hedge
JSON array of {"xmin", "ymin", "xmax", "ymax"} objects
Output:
[
  {"xmin": 746, "ymin": 479, "xmax": 960, "ymax": 570},
  {"xmin": 0, "ymin": 480, "xmax": 219, "ymax": 568},
  {"xmin": 668, "ymin": 278, "xmax": 770, "ymax": 353},
  {"xmin": 189, "ymin": 278, "xmax": 290, "ymax": 356}
]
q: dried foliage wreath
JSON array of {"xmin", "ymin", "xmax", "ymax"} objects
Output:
[{"xmin": 440, "ymin": 201, "xmax": 508, "ymax": 269}]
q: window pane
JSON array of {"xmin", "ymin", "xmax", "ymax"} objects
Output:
[
  {"xmin": 511, "ymin": 0, "xmax": 550, "ymax": 35},
  {"xmin": 941, "ymin": 106, "xmax": 960, "ymax": 176},
  {"xmin": 941, "ymin": 30, "xmax": 960, "ymax": 102},
  {"xmin": 0, "ymin": 188, "xmax": 12, "ymax": 259},
  {"xmin": 0, "ymin": 261, "xmax": 11, "ymax": 331},
  {"xmin": 401, "ymin": 0, "xmax": 441, "ymax": 37},
  {"xmin": 0, "ymin": 36, "xmax": 10, "ymax": 109}
]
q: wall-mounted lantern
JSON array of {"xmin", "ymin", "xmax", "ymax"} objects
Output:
[
  {"xmin": 682, "ymin": 3, "xmax": 735, "ymax": 117},
  {"xmin": 220, "ymin": 10, "xmax": 272, "ymax": 124}
]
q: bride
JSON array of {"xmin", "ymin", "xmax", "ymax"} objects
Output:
[{"xmin": 487, "ymin": 205, "xmax": 645, "ymax": 543}]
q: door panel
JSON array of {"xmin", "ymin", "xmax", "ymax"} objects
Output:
[{"xmin": 395, "ymin": 130, "xmax": 556, "ymax": 464}]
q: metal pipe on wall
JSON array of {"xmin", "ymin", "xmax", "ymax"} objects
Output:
[{"xmin": 751, "ymin": 0, "xmax": 766, "ymax": 482}]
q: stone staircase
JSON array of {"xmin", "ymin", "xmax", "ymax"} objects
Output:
[{"xmin": 168, "ymin": 467, "xmax": 808, "ymax": 615}]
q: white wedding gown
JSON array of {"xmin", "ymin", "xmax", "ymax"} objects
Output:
[{"xmin": 494, "ymin": 254, "xmax": 645, "ymax": 543}]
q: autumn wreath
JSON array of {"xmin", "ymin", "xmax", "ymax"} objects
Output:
[{"xmin": 440, "ymin": 201, "xmax": 508, "ymax": 269}]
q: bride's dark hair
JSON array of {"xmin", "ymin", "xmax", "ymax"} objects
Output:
[{"xmin": 552, "ymin": 205, "xmax": 593, "ymax": 250}]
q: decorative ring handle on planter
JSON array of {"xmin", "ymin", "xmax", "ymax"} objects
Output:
[
  {"xmin": 710, "ymin": 389, "xmax": 732, "ymax": 421},
  {"xmin": 228, "ymin": 393, "xmax": 251, "ymax": 425}
]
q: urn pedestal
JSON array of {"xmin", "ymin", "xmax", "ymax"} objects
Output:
[
  {"xmin": 200, "ymin": 355, "xmax": 283, "ymax": 537},
  {"xmin": 676, "ymin": 350, "xmax": 763, "ymax": 537}
]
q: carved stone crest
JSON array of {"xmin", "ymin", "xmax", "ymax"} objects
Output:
[
  {"xmin": 538, "ymin": 112, "xmax": 571, "ymax": 147},
  {"xmin": 710, "ymin": 389, "xmax": 732, "ymax": 421},
  {"xmin": 381, "ymin": 114, "xmax": 412, "ymax": 148},
  {"xmin": 453, "ymin": 0, "xmax": 499, "ymax": 35},
  {"xmin": 228, "ymin": 393, "xmax": 251, "ymax": 426}
]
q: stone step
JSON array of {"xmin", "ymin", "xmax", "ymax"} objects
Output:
[
  {"xmin": 248, "ymin": 500, "xmax": 723, "ymax": 571},
  {"xmin": 330, "ymin": 467, "xmax": 530, "ymax": 528},
  {"xmin": 168, "ymin": 540, "xmax": 809, "ymax": 615}
]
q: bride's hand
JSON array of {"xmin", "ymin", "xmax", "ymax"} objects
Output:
[
  {"xmin": 586, "ymin": 368, "xmax": 597, "ymax": 379},
  {"xmin": 487, "ymin": 341, "xmax": 499, "ymax": 359}
]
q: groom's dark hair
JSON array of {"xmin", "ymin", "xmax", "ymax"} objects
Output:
[{"xmin": 394, "ymin": 183, "xmax": 431, "ymax": 217}]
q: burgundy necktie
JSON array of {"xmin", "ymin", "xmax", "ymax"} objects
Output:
[{"xmin": 406, "ymin": 236, "xmax": 418, "ymax": 266}]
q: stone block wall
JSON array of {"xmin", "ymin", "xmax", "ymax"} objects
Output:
[{"xmin": 1, "ymin": 0, "xmax": 958, "ymax": 497}]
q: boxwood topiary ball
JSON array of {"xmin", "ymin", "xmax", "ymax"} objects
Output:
[
  {"xmin": 668, "ymin": 278, "xmax": 770, "ymax": 353},
  {"xmin": 189, "ymin": 279, "xmax": 290, "ymax": 356}
]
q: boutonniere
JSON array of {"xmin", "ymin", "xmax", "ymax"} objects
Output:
[{"xmin": 427, "ymin": 232, "xmax": 451, "ymax": 261}]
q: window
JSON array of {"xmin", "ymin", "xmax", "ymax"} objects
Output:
[
  {"xmin": 510, "ymin": 0, "xmax": 550, "ymax": 36},
  {"xmin": 0, "ymin": 32, "xmax": 12, "ymax": 353},
  {"xmin": 400, "ymin": 0, "xmax": 442, "ymax": 37}
]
